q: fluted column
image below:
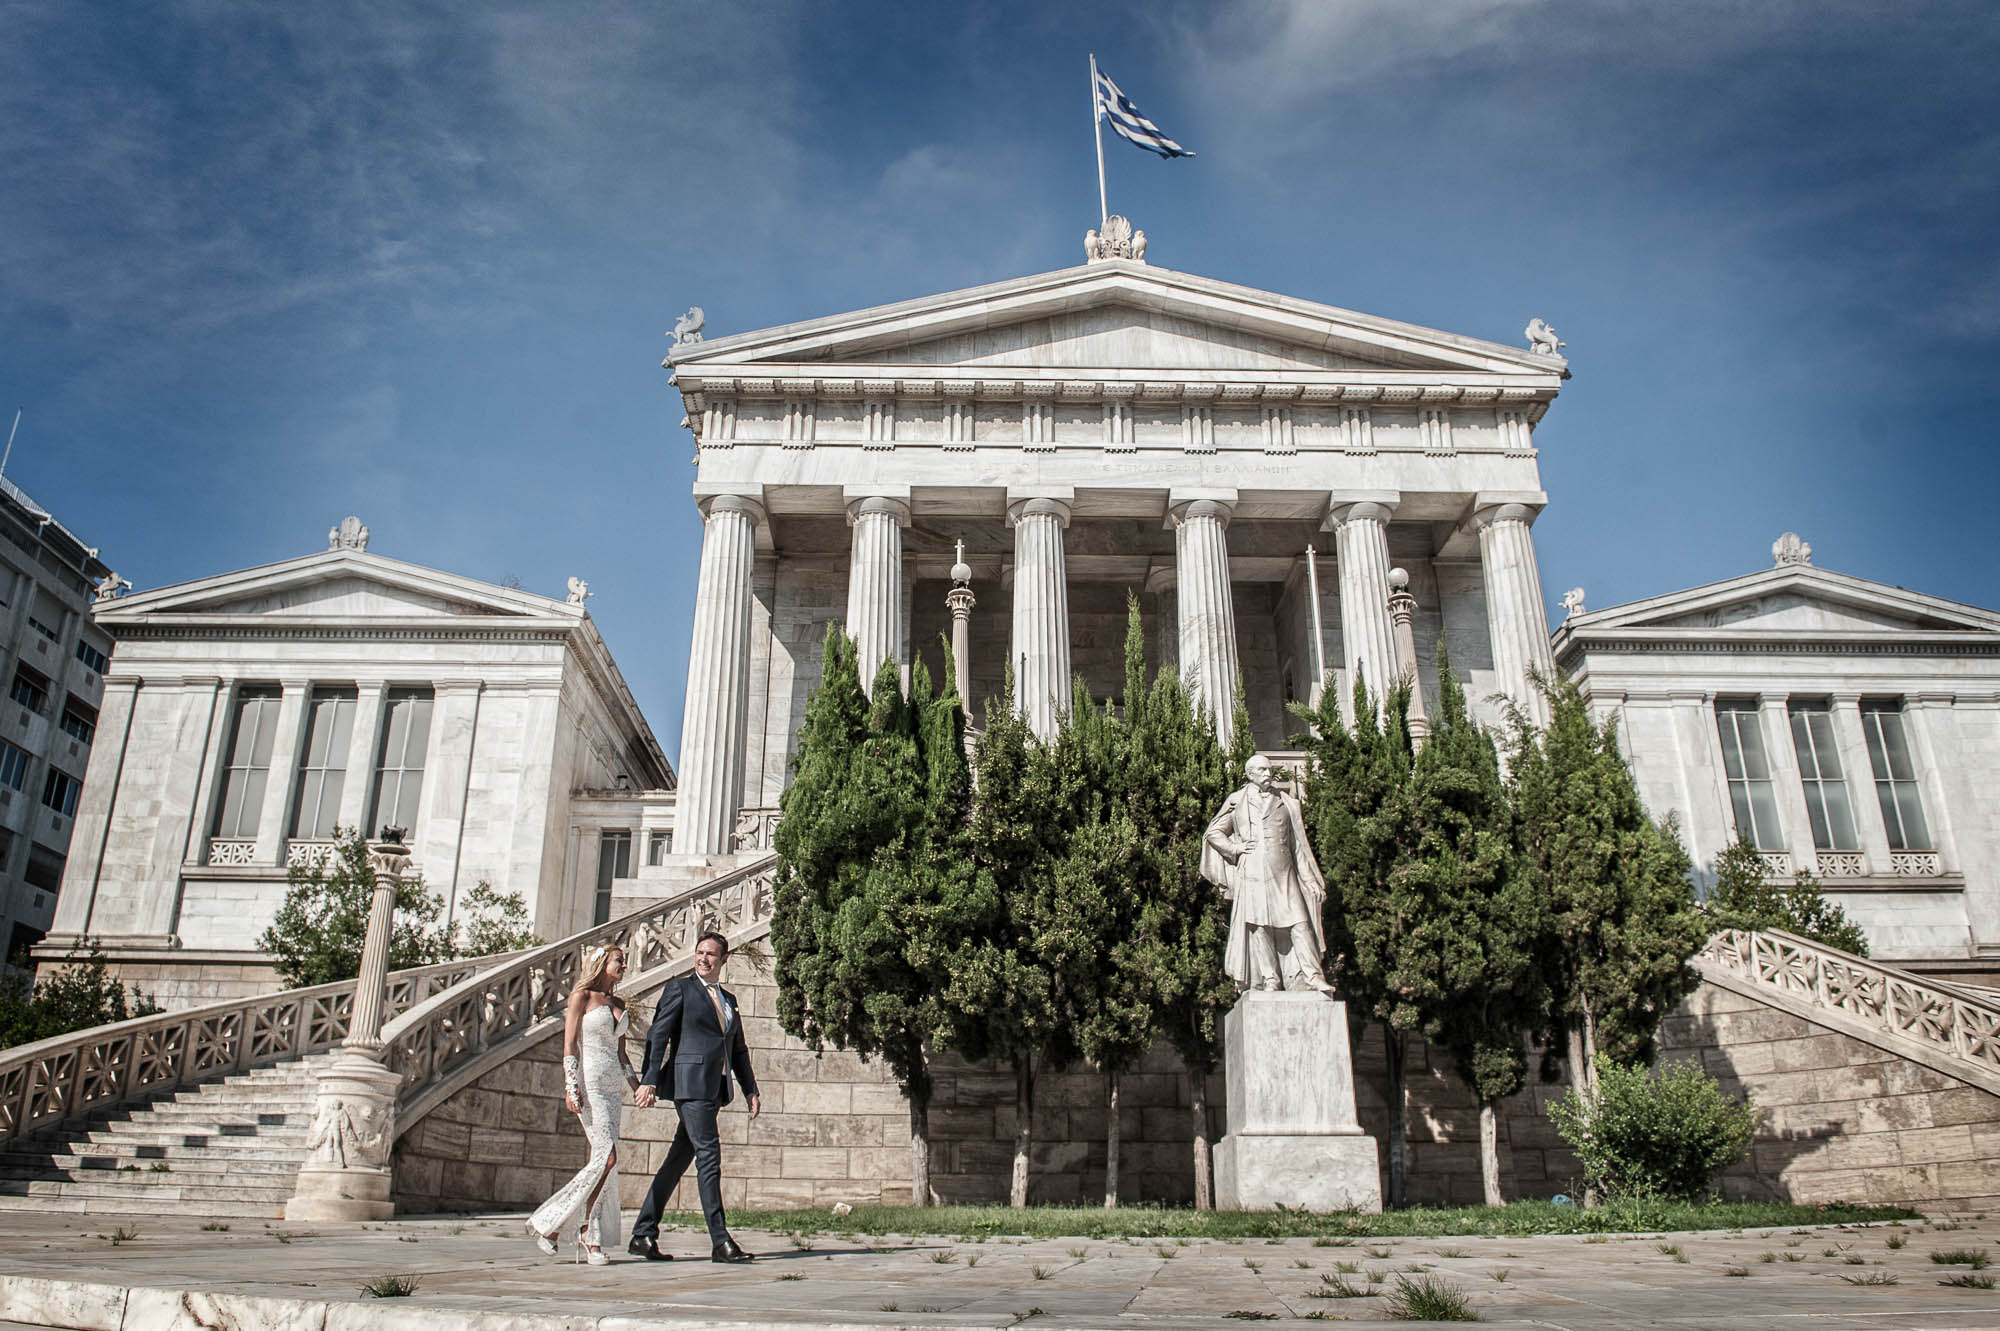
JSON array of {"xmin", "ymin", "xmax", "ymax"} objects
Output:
[
  {"xmin": 1007, "ymin": 496, "xmax": 1072, "ymax": 742},
  {"xmin": 1171, "ymin": 495, "xmax": 1240, "ymax": 746},
  {"xmin": 1476, "ymin": 501, "xmax": 1557, "ymax": 728},
  {"xmin": 845, "ymin": 494, "xmax": 910, "ymax": 695},
  {"xmin": 1327, "ymin": 498, "xmax": 1399, "ymax": 713},
  {"xmin": 676, "ymin": 492, "xmax": 767, "ymax": 855}
]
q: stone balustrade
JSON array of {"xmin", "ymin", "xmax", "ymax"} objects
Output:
[
  {"xmin": 0, "ymin": 955, "xmax": 497, "ymax": 1144},
  {"xmin": 1696, "ymin": 927, "xmax": 2000, "ymax": 1087}
]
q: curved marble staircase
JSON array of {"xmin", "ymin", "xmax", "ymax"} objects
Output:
[{"xmin": 0, "ymin": 853, "xmax": 777, "ymax": 1217}]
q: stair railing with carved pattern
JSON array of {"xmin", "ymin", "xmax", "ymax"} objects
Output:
[
  {"xmin": 385, "ymin": 851, "xmax": 778, "ymax": 1131},
  {"xmin": 0, "ymin": 953, "xmax": 512, "ymax": 1144},
  {"xmin": 1695, "ymin": 927, "xmax": 2000, "ymax": 1093}
]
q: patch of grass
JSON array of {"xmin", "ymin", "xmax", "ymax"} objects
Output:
[
  {"xmin": 1434, "ymin": 1246, "xmax": 1467, "ymax": 1259},
  {"xmin": 1488, "ymin": 1269, "xmax": 1509, "ymax": 1283},
  {"xmin": 447, "ymin": 1224, "xmax": 463, "ymax": 1236},
  {"xmin": 1722, "ymin": 1266, "xmax": 1748, "ymax": 1278},
  {"xmin": 1334, "ymin": 1260, "xmax": 1361, "ymax": 1274},
  {"xmin": 199, "ymin": 1223, "xmax": 229, "ymax": 1233},
  {"xmin": 775, "ymin": 1273, "xmax": 803, "ymax": 1281},
  {"xmin": 1839, "ymin": 1272, "xmax": 1899, "ymax": 1286},
  {"xmin": 1382, "ymin": 1273, "xmax": 1477, "ymax": 1322},
  {"xmin": 1293, "ymin": 1258, "xmax": 1312, "ymax": 1269},
  {"xmin": 643, "ymin": 1200, "xmax": 1912, "ymax": 1241},
  {"xmin": 1309, "ymin": 1274, "xmax": 1368, "ymax": 1299},
  {"xmin": 1884, "ymin": 1234, "xmax": 1906, "ymax": 1249},
  {"xmin": 1757, "ymin": 1252, "xmax": 1775, "ymax": 1263},
  {"xmin": 1224, "ymin": 1312, "xmax": 1278, "ymax": 1320},
  {"xmin": 360, "ymin": 1274, "xmax": 419, "ymax": 1299},
  {"xmin": 929, "ymin": 1250, "xmax": 956, "ymax": 1264},
  {"xmin": 1781, "ymin": 1252, "xmax": 1805, "ymax": 1263},
  {"xmin": 1581, "ymin": 1234, "xmax": 1609, "ymax": 1244},
  {"xmin": 1030, "ymin": 1264, "xmax": 1051, "ymax": 1280},
  {"xmin": 1069, "ymin": 1247, "xmax": 1087, "ymax": 1259},
  {"xmin": 1243, "ymin": 1258, "xmax": 1262, "ymax": 1271},
  {"xmin": 1365, "ymin": 1267, "xmax": 1388, "ymax": 1285},
  {"xmin": 147, "ymin": 1160, "xmax": 171, "ymax": 1173},
  {"xmin": 102, "ymin": 1226, "xmax": 138, "ymax": 1246},
  {"xmin": 965, "ymin": 1254, "xmax": 979, "ymax": 1268},
  {"xmin": 1932, "ymin": 1221, "xmax": 1963, "ymax": 1232},
  {"xmin": 1312, "ymin": 1236, "xmax": 1353, "ymax": 1248},
  {"xmin": 1842, "ymin": 1255, "xmax": 1865, "ymax": 1265},
  {"xmin": 1656, "ymin": 1243, "xmax": 1686, "ymax": 1263},
  {"xmin": 1941, "ymin": 1273, "xmax": 1997, "ymax": 1289},
  {"xmin": 1364, "ymin": 1245, "xmax": 1393, "ymax": 1259},
  {"xmin": 1933, "ymin": 1249, "xmax": 1991, "ymax": 1268},
  {"xmin": 1011, "ymin": 1308, "xmax": 1044, "ymax": 1323},
  {"xmin": 877, "ymin": 1303, "xmax": 898, "ymax": 1313}
]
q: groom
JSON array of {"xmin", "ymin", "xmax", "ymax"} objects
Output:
[{"xmin": 629, "ymin": 931, "xmax": 761, "ymax": 1264}]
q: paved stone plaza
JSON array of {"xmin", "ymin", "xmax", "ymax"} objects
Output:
[{"xmin": 1, "ymin": 1211, "xmax": 1997, "ymax": 1330}]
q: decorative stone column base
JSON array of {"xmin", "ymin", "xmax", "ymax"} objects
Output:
[
  {"xmin": 284, "ymin": 1050, "xmax": 401, "ymax": 1222},
  {"xmin": 1213, "ymin": 991, "xmax": 1382, "ymax": 1213}
]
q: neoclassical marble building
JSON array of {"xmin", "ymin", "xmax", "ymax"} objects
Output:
[
  {"xmin": 1556, "ymin": 534, "xmax": 2000, "ymax": 979},
  {"xmin": 656, "ymin": 246, "xmax": 1570, "ymax": 862},
  {"xmin": 42, "ymin": 523, "xmax": 671, "ymax": 1004}
]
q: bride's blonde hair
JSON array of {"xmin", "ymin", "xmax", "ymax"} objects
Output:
[{"xmin": 572, "ymin": 944, "xmax": 626, "ymax": 997}]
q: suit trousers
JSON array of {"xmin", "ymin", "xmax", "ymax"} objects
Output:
[{"xmin": 631, "ymin": 1097, "xmax": 727, "ymax": 1245}]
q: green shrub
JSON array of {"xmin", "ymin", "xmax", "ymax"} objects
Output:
[
  {"xmin": 0, "ymin": 941, "xmax": 160, "ymax": 1051},
  {"xmin": 1548, "ymin": 1056, "xmax": 1759, "ymax": 1202},
  {"xmin": 1706, "ymin": 840, "xmax": 1869, "ymax": 956}
]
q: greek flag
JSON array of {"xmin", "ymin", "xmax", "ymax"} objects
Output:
[{"xmin": 1095, "ymin": 67, "xmax": 1194, "ymax": 159}]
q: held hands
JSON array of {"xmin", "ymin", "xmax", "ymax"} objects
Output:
[{"xmin": 633, "ymin": 1084, "xmax": 658, "ymax": 1109}]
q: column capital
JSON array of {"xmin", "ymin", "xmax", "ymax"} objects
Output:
[
  {"xmin": 843, "ymin": 493, "xmax": 911, "ymax": 527},
  {"xmin": 433, "ymin": 679, "xmax": 486, "ymax": 697},
  {"xmin": 1006, "ymin": 495, "xmax": 1072, "ymax": 528},
  {"xmin": 1169, "ymin": 497, "xmax": 1235, "ymax": 528},
  {"xmin": 1471, "ymin": 490, "xmax": 1549, "ymax": 529},
  {"xmin": 1322, "ymin": 490, "xmax": 1399, "ymax": 530},
  {"xmin": 696, "ymin": 490, "xmax": 770, "ymax": 527}
]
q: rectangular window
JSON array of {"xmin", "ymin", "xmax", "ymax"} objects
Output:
[
  {"xmin": 40, "ymin": 766, "xmax": 80, "ymax": 817},
  {"xmin": 23, "ymin": 842, "xmax": 64, "ymax": 893},
  {"xmin": 0, "ymin": 740, "xmax": 30, "ymax": 791},
  {"xmin": 1860, "ymin": 701, "xmax": 1933, "ymax": 851},
  {"xmin": 289, "ymin": 687, "xmax": 356, "ymax": 840},
  {"xmin": 369, "ymin": 688, "xmax": 433, "ymax": 839},
  {"xmin": 1715, "ymin": 700, "xmax": 1784, "ymax": 851},
  {"xmin": 9, "ymin": 665, "xmax": 49, "ymax": 715},
  {"xmin": 646, "ymin": 830, "xmax": 672, "ymax": 867},
  {"xmin": 594, "ymin": 831, "xmax": 631, "ymax": 925},
  {"xmin": 212, "ymin": 686, "xmax": 281, "ymax": 840},
  {"xmin": 59, "ymin": 699, "xmax": 97, "ymax": 746},
  {"xmin": 1787, "ymin": 701, "xmax": 1858, "ymax": 851},
  {"xmin": 25, "ymin": 614, "xmax": 58, "ymax": 643},
  {"xmin": 76, "ymin": 640, "xmax": 108, "ymax": 674}
]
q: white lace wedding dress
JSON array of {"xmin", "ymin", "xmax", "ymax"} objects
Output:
[{"xmin": 528, "ymin": 1003, "xmax": 625, "ymax": 1251}]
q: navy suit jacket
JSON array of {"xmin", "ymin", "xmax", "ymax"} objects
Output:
[{"xmin": 640, "ymin": 973, "xmax": 757, "ymax": 1106}]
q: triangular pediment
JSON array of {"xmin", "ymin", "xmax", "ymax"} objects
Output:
[
  {"xmin": 95, "ymin": 549, "xmax": 583, "ymax": 626},
  {"xmin": 669, "ymin": 261, "xmax": 1564, "ymax": 379},
  {"xmin": 1566, "ymin": 566, "xmax": 2000, "ymax": 637}
]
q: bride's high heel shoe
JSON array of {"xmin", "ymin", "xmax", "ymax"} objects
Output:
[
  {"xmin": 577, "ymin": 1225, "xmax": 609, "ymax": 1266},
  {"xmin": 526, "ymin": 1221, "xmax": 557, "ymax": 1256}
]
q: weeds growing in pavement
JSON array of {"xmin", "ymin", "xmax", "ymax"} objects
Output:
[
  {"xmin": 360, "ymin": 1275, "xmax": 419, "ymax": 1298},
  {"xmin": 199, "ymin": 1223, "xmax": 229, "ymax": 1233},
  {"xmin": 1382, "ymin": 1274, "xmax": 1477, "ymax": 1321},
  {"xmin": 929, "ymin": 1250, "xmax": 956, "ymax": 1264},
  {"xmin": 1307, "ymin": 1275, "xmax": 1367, "ymax": 1299},
  {"xmin": 1884, "ymin": 1234, "xmax": 1906, "ymax": 1250},
  {"xmin": 1839, "ymin": 1272, "xmax": 1899, "ymax": 1286},
  {"xmin": 1931, "ymin": 1249, "xmax": 1990, "ymax": 1268},
  {"xmin": 1941, "ymin": 1274, "xmax": 1996, "ymax": 1289}
]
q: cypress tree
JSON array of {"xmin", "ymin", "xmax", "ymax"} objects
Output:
[
  {"xmin": 1409, "ymin": 654, "xmax": 1541, "ymax": 1207},
  {"xmin": 1127, "ymin": 630, "xmax": 1238, "ymax": 1209},
  {"xmin": 1509, "ymin": 680, "xmax": 1708, "ymax": 1098},
  {"xmin": 1295, "ymin": 667, "xmax": 1419, "ymax": 1206},
  {"xmin": 772, "ymin": 630, "xmax": 972, "ymax": 1206},
  {"xmin": 1707, "ymin": 839, "xmax": 1870, "ymax": 956}
]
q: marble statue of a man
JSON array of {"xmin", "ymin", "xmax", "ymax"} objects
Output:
[{"xmin": 1202, "ymin": 755, "xmax": 1334, "ymax": 994}]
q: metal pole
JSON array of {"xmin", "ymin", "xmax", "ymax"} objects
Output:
[
  {"xmin": 1090, "ymin": 53, "xmax": 1108, "ymax": 225},
  {"xmin": 1, "ymin": 410, "xmax": 19, "ymax": 479},
  {"xmin": 1305, "ymin": 545, "xmax": 1328, "ymax": 703}
]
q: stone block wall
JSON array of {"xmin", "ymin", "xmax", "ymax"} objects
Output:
[{"xmin": 390, "ymin": 962, "xmax": 1999, "ymax": 1215}]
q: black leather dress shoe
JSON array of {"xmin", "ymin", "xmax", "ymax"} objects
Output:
[
  {"xmin": 628, "ymin": 1236, "xmax": 672, "ymax": 1261},
  {"xmin": 712, "ymin": 1238, "xmax": 754, "ymax": 1264}
]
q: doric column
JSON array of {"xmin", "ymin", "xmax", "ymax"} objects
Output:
[
  {"xmin": 1007, "ymin": 494, "xmax": 1072, "ymax": 743},
  {"xmin": 1474, "ymin": 499, "xmax": 1558, "ymax": 729},
  {"xmin": 52, "ymin": 676, "xmax": 141, "ymax": 939},
  {"xmin": 336, "ymin": 683, "xmax": 390, "ymax": 838},
  {"xmin": 1326, "ymin": 495, "xmax": 1399, "ymax": 714},
  {"xmin": 1171, "ymin": 492, "xmax": 1240, "ymax": 746},
  {"xmin": 844, "ymin": 492, "xmax": 910, "ymax": 694},
  {"xmin": 1145, "ymin": 563, "xmax": 1178, "ymax": 675},
  {"xmin": 676, "ymin": 491, "xmax": 767, "ymax": 855},
  {"xmin": 946, "ymin": 540, "xmax": 976, "ymax": 706}
]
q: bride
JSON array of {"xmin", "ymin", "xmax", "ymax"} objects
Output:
[{"xmin": 527, "ymin": 943, "xmax": 639, "ymax": 1264}]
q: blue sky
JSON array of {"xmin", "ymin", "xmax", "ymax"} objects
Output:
[{"xmin": 6, "ymin": 1, "xmax": 1996, "ymax": 757}]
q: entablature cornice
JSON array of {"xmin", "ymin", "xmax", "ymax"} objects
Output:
[{"xmin": 675, "ymin": 367, "xmax": 1560, "ymax": 408}]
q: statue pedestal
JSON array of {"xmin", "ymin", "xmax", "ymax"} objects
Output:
[
  {"xmin": 284, "ymin": 1050, "xmax": 400, "ymax": 1222},
  {"xmin": 1214, "ymin": 992, "xmax": 1382, "ymax": 1213}
]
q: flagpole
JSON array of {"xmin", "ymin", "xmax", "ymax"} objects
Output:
[{"xmin": 1089, "ymin": 52, "xmax": 1108, "ymax": 225}]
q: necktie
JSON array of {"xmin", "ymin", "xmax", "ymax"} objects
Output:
[{"xmin": 704, "ymin": 981, "xmax": 729, "ymax": 1031}]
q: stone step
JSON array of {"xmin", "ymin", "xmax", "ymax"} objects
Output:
[
  {"xmin": 4, "ymin": 1152, "xmax": 304, "ymax": 1178},
  {"xmin": 0, "ymin": 1177, "xmax": 298, "ymax": 1203},
  {"xmin": 0, "ymin": 1192, "xmax": 285, "ymax": 1218},
  {"xmin": 0, "ymin": 1135, "xmax": 303, "ymax": 1164},
  {"xmin": 92, "ymin": 1106, "xmax": 311, "ymax": 1126},
  {"xmin": 68, "ymin": 1130, "xmax": 307, "ymax": 1157}
]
